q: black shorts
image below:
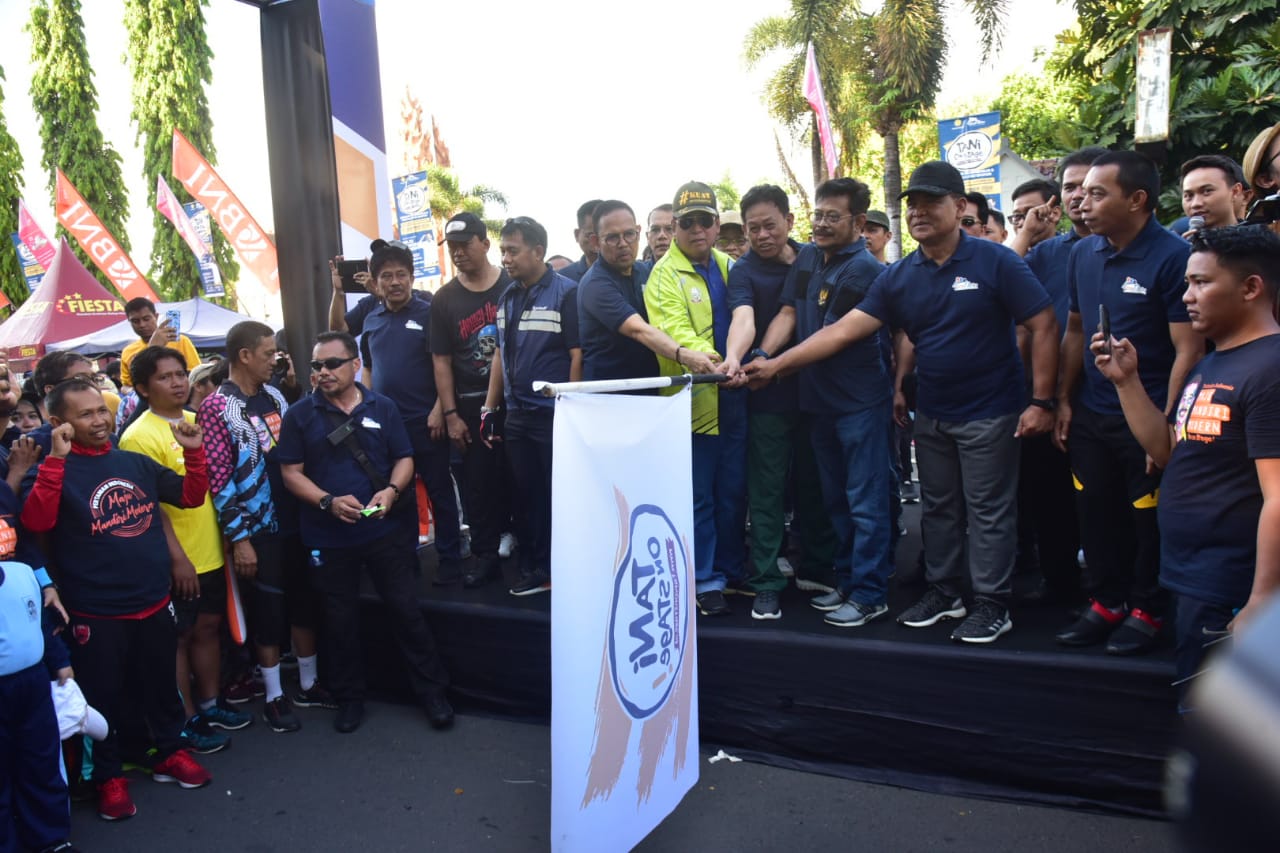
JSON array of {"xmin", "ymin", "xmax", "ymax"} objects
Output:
[
  {"xmin": 174, "ymin": 567, "xmax": 228, "ymax": 633},
  {"xmin": 240, "ymin": 532, "xmax": 321, "ymax": 646}
]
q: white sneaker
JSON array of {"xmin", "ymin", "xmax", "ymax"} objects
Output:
[
  {"xmin": 499, "ymin": 532, "xmax": 517, "ymax": 559},
  {"xmin": 776, "ymin": 557, "xmax": 795, "ymax": 577}
]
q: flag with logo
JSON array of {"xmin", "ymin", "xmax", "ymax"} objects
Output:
[
  {"xmin": 10, "ymin": 234, "xmax": 45, "ymax": 293},
  {"xmin": 551, "ymin": 389, "xmax": 698, "ymax": 853},
  {"xmin": 182, "ymin": 201, "xmax": 225, "ymax": 297},
  {"xmin": 54, "ymin": 170, "xmax": 158, "ymax": 302},
  {"xmin": 803, "ymin": 42, "xmax": 838, "ymax": 178},
  {"xmin": 155, "ymin": 175, "xmax": 224, "ymax": 297},
  {"xmin": 17, "ymin": 199, "xmax": 57, "ymax": 269}
]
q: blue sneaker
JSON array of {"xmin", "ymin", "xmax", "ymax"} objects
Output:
[
  {"xmin": 197, "ymin": 705, "xmax": 252, "ymax": 731},
  {"xmin": 179, "ymin": 721, "xmax": 230, "ymax": 754}
]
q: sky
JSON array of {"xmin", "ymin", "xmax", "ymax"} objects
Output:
[{"xmin": 0, "ymin": 0, "xmax": 1077, "ymax": 290}]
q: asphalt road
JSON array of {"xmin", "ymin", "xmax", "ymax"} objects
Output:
[{"xmin": 71, "ymin": 698, "xmax": 1176, "ymax": 853}]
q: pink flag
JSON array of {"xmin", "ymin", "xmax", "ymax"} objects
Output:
[
  {"xmin": 156, "ymin": 175, "xmax": 210, "ymax": 261},
  {"xmin": 803, "ymin": 42, "xmax": 839, "ymax": 178},
  {"xmin": 17, "ymin": 199, "xmax": 57, "ymax": 269}
]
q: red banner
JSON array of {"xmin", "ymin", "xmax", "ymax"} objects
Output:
[
  {"xmin": 54, "ymin": 170, "xmax": 158, "ymax": 302},
  {"xmin": 18, "ymin": 199, "xmax": 57, "ymax": 269},
  {"xmin": 171, "ymin": 128, "xmax": 279, "ymax": 292}
]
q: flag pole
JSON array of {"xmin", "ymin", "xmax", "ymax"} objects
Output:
[{"xmin": 533, "ymin": 373, "xmax": 728, "ymax": 397}]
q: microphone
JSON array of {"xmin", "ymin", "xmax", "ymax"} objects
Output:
[{"xmin": 1189, "ymin": 215, "xmax": 1205, "ymax": 233}]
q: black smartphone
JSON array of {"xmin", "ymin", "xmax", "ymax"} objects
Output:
[
  {"xmin": 338, "ymin": 259, "xmax": 370, "ymax": 294},
  {"xmin": 1098, "ymin": 303, "xmax": 1112, "ymax": 355}
]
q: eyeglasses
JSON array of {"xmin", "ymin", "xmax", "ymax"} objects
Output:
[
  {"xmin": 677, "ymin": 213, "xmax": 715, "ymax": 231},
  {"xmin": 811, "ymin": 211, "xmax": 852, "ymax": 225},
  {"xmin": 717, "ymin": 236, "xmax": 748, "ymax": 247},
  {"xmin": 960, "ymin": 217, "xmax": 979, "ymax": 227},
  {"xmin": 1008, "ymin": 212, "xmax": 1028, "ymax": 225},
  {"xmin": 601, "ymin": 229, "xmax": 640, "ymax": 247},
  {"xmin": 309, "ymin": 356, "xmax": 357, "ymax": 372}
]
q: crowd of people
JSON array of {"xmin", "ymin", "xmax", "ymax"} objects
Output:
[{"xmin": 3, "ymin": 121, "xmax": 1280, "ymax": 851}]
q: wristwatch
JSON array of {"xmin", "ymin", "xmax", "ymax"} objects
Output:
[
  {"xmin": 319, "ymin": 494, "xmax": 334, "ymax": 512},
  {"xmin": 1029, "ymin": 397, "xmax": 1057, "ymax": 411}
]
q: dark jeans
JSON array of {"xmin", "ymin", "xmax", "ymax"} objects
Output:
[
  {"xmin": 457, "ymin": 395, "xmax": 507, "ymax": 557},
  {"xmin": 505, "ymin": 408, "xmax": 554, "ymax": 578},
  {"xmin": 406, "ymin": 415, "xmax": 462, "ymax": 563},
  {"xmin": 313, "ymin": 528, "xmax": 449, "ymax": 703},
  {"xmin": 811, "ymin": 400, "xmax": 894, "ymax": 606},
  {"xmin": 1173, "ymin": 593, "xmax": 1238, "ymax": 714},
  {"xmin": 1018, "ymin": 433, "xmax": 1080, "ymax": 592},
  {"xmin": 0, "ymin": 664, "xmax": 69, "ymax": 851},
  {"xmin": 1069, "ymin": 405, "xmax": 1165, "ymax": 614},
  {"xmin": 690, "ymin": 398, "xmax": 749, "ymax": 595},
  {"xmin": 68, "ymin": 607, "xmax": 186, "ymax": 781}
]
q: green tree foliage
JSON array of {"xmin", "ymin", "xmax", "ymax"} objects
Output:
[
  {"xmin": 28, "ymin": 0, "xmax": 131, "ymax": 292},
  {"xmin": 709, "ymin": 173, "xmax": 742, "ymax": 213},
  {"xmin": 125, "ymin": 0, "xmax": 237, "ymax": 301},
  {"xmin": 1052, "ymin": 0, "xmax": 1280, "ymax": 218},
  {"xmin": 990, "ymin": 64, "xmax": 1088, "ymax": 161},
  {"xmin": 0, "ymin": 66, "xmax": 28, "ymax": 307},
  {"xmin": 425, "ymin": 165, "xmax": 507, "ymax": 237}
]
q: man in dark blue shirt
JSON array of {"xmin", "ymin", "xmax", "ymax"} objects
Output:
[
  {"xmin": 1055, "ymin": 150, "xmax": 1204, "ymax": 656},
  {"xmin": 748, "ymin": 161, "xmax": 1059, "ymax": 644},
  {"xmin": 484, "ymin": 217, "xmax": 581, "ymax": 596},
  {"xmin": 279, "ymin": 331, "xmax": 452, "ymax": 734},
  {"xmin": 557, "ymin": 199, "xmax": 602, "ymax": 282},
  {"xmin": 721, "ymin": 184, "xmax": 837, "ymax": 620},
  {"xmin": 349, "ymin": 240, "xmax": 463, "ymax": 584}
]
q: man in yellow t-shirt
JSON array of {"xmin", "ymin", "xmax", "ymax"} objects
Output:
[
  {"xmin": 119, "ymin": 345, "xmax": 251, "ymax": 749},
  {"xmin": 120, "ymin": 297, "xmax": 201, "ymax": 387}
]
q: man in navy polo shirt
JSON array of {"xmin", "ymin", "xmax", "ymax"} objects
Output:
[
  {"xmin": 558, "ymin": 199, "xmax": 602, "ymax": 282},
  {"xmin": 747, "ymin": 161, "xmax": 1059, "ymax": 644},
  {"xmin": 1055, "ymin": 150, "xmax": 1203, "ymax": 655},
  {"xmin": 484, "ymin": 217, "xmax": 581, "ymax": 596},
  {"xmin": 278, "ymin": 332, "xmax": 452, "ymax": 734},
  {"xmin": 578, "ymin": 199, "xmax": 716, "ymax": 382},
  {"xmin": 352, "ymin": 240, "xmax": 464, "ymax": 585},
  {"xmin": 721, "ymin": 184, "xmax": 838, "ymax": 620}
]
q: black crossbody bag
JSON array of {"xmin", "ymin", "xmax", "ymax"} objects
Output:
[{"xmin": 322, "ymin": 409, "xmax": 406, "ymax": 513}]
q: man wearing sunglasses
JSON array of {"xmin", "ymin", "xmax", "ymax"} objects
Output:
[
  {"xmin": 644, "ymin": 181, "xmax": 743, "ymax": 617},
  {"xmin": 278, "ymin": 332, "xmax": 453, "ymax": 734}
]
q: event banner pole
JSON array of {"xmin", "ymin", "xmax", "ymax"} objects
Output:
[
  {"xmin": 550, "ymin": 387, "xmax": 700, "ymax": 852},
  {"xmin": 534, "ymin": 372, "xmax": 727, "ymax": 398}
]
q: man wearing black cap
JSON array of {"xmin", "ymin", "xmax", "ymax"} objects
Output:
[
  {"xmin": 747, "ymin": 160, "xmax": 1060, "ymax": 644},
  {"xmin": 431, "ymin": 212, "xmax": 513, "ymax": 587},
  {"xmin": 558, "ymin": 200, "xmax": 603, "ymax": 282}
]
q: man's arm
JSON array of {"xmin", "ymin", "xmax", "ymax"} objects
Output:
[
  {"xmin": 282, "ymin": 461, "xmax": 326, "ymax": 508},
  {"xmin": 1233, "ymin": 458, "xmax": 1280, "ymax": 631},
  {"xmin": 569, "ymin": 348, "xmax": 583, "ymax": 382},
  {"xmin": 615, "ymin": 315, "xmax": 717, "ymax": 374},
  {"xmin": 1165, "ymin": 322, "xmax": 1204, "ymax": 414},
  {"xmin": 746, "ymin": 308, "xmax": 882, "ymax": 386},
  {"xmin": 1054, "ymin": 310, "xmax": 1084, "ymax": 451},
  {"xmin": 1022, "ymin": 306, "xmax": 1059, "ymax": 401},
  {"xmin": 757, "ymin": 306, "xmax": 796, "ymax": 358},
  {"xmin": 893, "ymin": 331, "xmax": 915, "ymax": 427},
  {"xmin": 328, "ymin": 257, "xmax": 349, "ymax": 332},
  {"xmin": 723, "ymin": 306, "xmax": 756, "ymax": 368},
  {"xmin": 643, "ymin": 269, "xmax": 715, "ymax": 356},
  {"xmin": 483, "ymin": 348, "xmax": 505, "ymax": 411}
]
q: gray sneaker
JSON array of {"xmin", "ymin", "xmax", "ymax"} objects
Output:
[
  {"xmin": 751, "ymin": 590, "xmax": 782, "ymax": 621},
  {"xmin": 824, "ymin": 600, "xmax": 889, "ymax": 628},
  {"xmin": 897, "ymin": 588, "xmax": 967, "ymax": 628},
  {"xmin": 809, "ymin": 590, "xmax": 846, "ymax": 612},
  {"xmin": 950, "ymin": 599, "xmax": 1012, "ymax": 644}
]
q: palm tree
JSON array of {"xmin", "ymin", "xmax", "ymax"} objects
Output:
[{"xmin": 424, "ymin": 164, "xmax": 507, "ymax": 236}]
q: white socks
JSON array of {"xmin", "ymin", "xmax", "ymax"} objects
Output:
[
  {"xmin": 261, "ymin": 664, "xmax": 283, "ymax": 703},
  {"xmin": 297, "ymin": 655, "xmax": 318, "ymax": 692}
]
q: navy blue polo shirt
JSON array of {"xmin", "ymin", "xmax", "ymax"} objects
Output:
[
  {"xmin": 277, "ymin": 385, "xmax": 414, "ymax": 548},
  {"xmin": 1068, "ymin": 214, "xmax": 1191, "ymax": 416},
  {"xmin": 859, "ymin": 231, "xmax": 1051, "ymax": 422},
  {"xmin": 727, "ymin": 242, "xmax": 801, "ymax": 414},
  {"xmin": 1024, "ymin": 229, "xmax": 1082, "ymax": 335},
  {"xmin": 578, "ymin": 260, "xmax": 657, "ymax": 382},
  {"xmin": 781, "ymin": 239, "xmax": 889, "ymax": 415},
  {"xmin": 559, "ymin": 255, "xmax": 591, "ymax": 282},
  {"xmin": 497, "ymin": 266, "xmax": 580, "ymax": 410},
  {"xmin": 691, "ymin": 257, "xmax": 732, "ymax": 356},
  {"xmin": 359, "ymin": 295, "xmax": 436, "ymax": 421}
]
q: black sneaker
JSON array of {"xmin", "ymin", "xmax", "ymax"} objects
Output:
[
  {"xmin": 900, "ymin": 481, "xmax": 920, "ymax": 504},
  {"xmin": 293, "ymin": 683, "xmax": 338, "ymax": 709},
  {"xmin": 334, "ymin": 701, "xmax": 364, "ymax": 734},
  {"xmin": 464, "ymin": 554, "xmax": 500, "ymax": 588},
  {"xmin": 262, "ymin": 697, "xmax": 301, "ymax": 733},
  {"xmin": 751, "ymin": 590, "xmax": 781, "ymax": 621},
  {"xmin": 433, "ymin": 558, "xmax": 463, "ymax": 586},
  {"xmin": 424, "ymin": 689, "xmax": 455, "ymax": 729},
  {"xmin": 509, "ymin": 571, "xmax": 551, "ymax": 597},
  {"xmin": 896, "ymin": 588, "xmax": 967, "ymax": 627},
  {"xmin": 696, "ymin": 589, "xmax": 730, "ymax": 616},
  {"xmin": 950, "ymin": 599, "xmax": 1012, "ymax": 644}
]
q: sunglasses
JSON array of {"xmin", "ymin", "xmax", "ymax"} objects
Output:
[
  {"xmin": 960, "ymin": 217, "xmax": 979, "ymax": 227},
  {"xmin": 677, "ymin": 213, "xmax": 715, "ymax": 231},
  {"xmin": 310, "ymin": 356, "xmax": 357, "ymax": 372}
]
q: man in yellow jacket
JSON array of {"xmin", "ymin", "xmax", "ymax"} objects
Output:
[{"xmin": 644, "ymin": 181, "xmax": 747, "ymax": 617}]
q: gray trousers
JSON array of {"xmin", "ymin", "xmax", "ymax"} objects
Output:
[{"xmin": 914, "ymin": 413, "xmax": 1021, "ymax": 603}]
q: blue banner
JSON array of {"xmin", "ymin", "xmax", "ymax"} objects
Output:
[
  {"xmin": 939, "ymin": 111, "xmax": 1003, "ymax": 210},
  {"xmin": 392, "ymin": 171, "xmax": 441, "ymax": 280},
  {"xmin": 11, "ymin": 233, "xmax": 45, "ymax": 292},
  {"xmin": 182, "ymin": 202, "xmax": 225, "ymax": 297}
]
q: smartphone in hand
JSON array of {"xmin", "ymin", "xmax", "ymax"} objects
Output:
[{"xmin": 1098, "ymin": 303, "xmax": 1112, "ymax": 356}]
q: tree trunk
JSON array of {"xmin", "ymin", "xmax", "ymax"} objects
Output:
[
  {"xmin": 882, "ymin": 119, "xmax": 904, "ymax": 262},
  {"xmin": 810, "ymin": 114, "xmax": 826, "ymax": 189}
]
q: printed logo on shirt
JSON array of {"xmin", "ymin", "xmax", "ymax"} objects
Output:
[
  {"xmin": 688, "ymin": 286, "xmax": 703, "ymax": 304},
  {"xmin": 952, "ymin": 276, "xmax": 979, "ymax": 291},
  {"xmin": 88, "ymin": 477, "xmax": 156, "ymax": 538},
  {"xmin": 817, "ymin": 286, "xmax": 830, "ymax": 307},
  {"xmin": 1179, "ymin": 382, "xmax": 1234, "ymax": 444},
  {"xmin": 1173, "ymin": 377, "xmax": 1200, "ymax": 442},
  {"xmin": 405, "ymin": 319, "xmax": 423, "ymax": 331},
  {"xmin": 0, "ymin": 516, "xmax": 16, "ymax": 558},
  {"xmin": 360, "ymin": 417, "xmax": 382, "ymax": 430},
  {"xmin": 1121, "ymin": 276, "xmax": 1148, "ymax": 296}
]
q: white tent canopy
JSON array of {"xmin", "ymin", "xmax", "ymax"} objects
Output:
[{"xmin": 49, "ymin": 297, "xmax": 254, "ymax": 355}]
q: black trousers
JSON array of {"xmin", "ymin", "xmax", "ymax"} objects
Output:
[
  {"xmin": 0, "ymin": 663, "xmax": 69, "ymax": 851},
  {"xmin": 457, "ymin": 395, "xmax": 508, "ymax": 558},
  {"xmin": 312, "ymin": 526, "xmax": 449, "ymax": 703},
  {"xmin": 68, "ymin": 607, "xmax": 186, "ymax": 781},
  {"xmin": 405, "ymin": 415, "xmax": 462, "ymax": 563},
  {"xmin": 505, "ymin": 409, "xmax": 554, "ymax": 578},
  {"xmin": 1069, "ymin": 405, "xmax": 1165, "ymax": 614},
  {"xmin": 1018, "ymin": 433, "xmax": 1080, "ymax": 592}
]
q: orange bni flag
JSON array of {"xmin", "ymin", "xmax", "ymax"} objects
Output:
[
  {"xmin": 54, "ymin": 170, "xmax": 158, "ymax": 303},
  {"xmin": 171, "ymin": 128, "xmax": 279, "ymax": 293}
]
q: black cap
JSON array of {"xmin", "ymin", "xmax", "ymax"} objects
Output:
[
  {"xmin": 673, "ymin": 181, "xmax": 718, "ymax": 218},
  {"xmin": 865, "ymin": 210, "xmax": 891, "ymax": 230},
  {"xmin": 900, "ymin": 160, "xmax": 966, "ymax": 198},
  {"xmin": 442, "ymin": 212, "xmax": 487, "ymax": 242}
]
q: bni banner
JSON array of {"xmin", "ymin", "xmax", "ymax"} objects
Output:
[
  {"xmin": 392, "ymin": 171, "xmax": 441, "ymax": 280},
  {"xmin": 551, "ymin": 390, "xmax": 698, "ymax": 853},
  {"xmin": 10, "ymin": 234, "xmax": 45, "ymax": 292},
  {"xmin": 939, "ymin": 111, "xmax": 1003, "ymax": 210}
]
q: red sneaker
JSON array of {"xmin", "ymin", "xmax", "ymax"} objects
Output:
[
  {"xmin": 152, "ymin": 749, "xmax": 212, "ymax": 789},
  {"xmin": 97, "ymin": 777, "xmax": 137, "ymax": 821}
]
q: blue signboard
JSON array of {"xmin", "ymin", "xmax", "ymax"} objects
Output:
[
  {"xmin": 11, "ymin": 233, "xmax": 45, "ymax": 292},
  {"xmin": 939, "ymin": 111, "xmax": 1003, "ymax": 210},
  {"xmin": 392, "ymin": 171, "xmax": 441, "ymax": 280},
  {"xmin": 182, "ymin": 201, "xmax": 225, "ymax": 297}
]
